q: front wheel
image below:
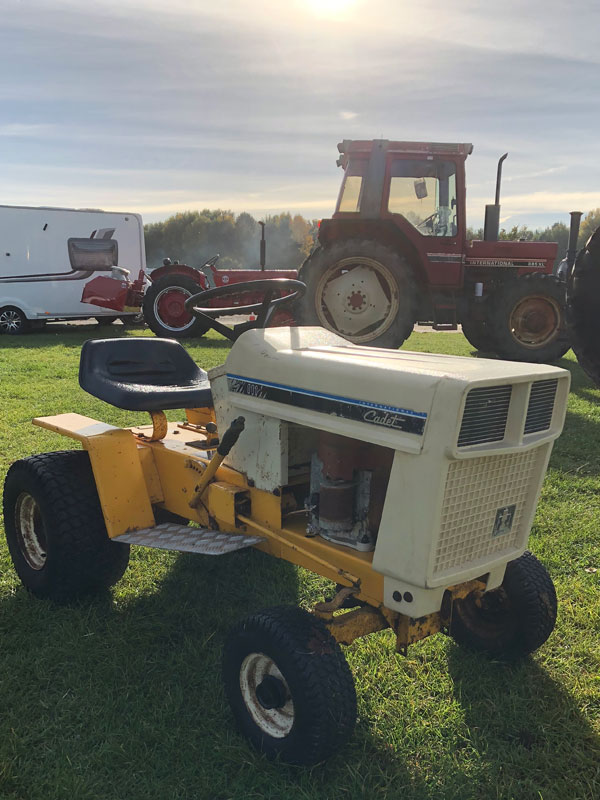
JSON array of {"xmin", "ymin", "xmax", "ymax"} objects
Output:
[
  {"xmin": 449, "ymin": 551, "xmax": 557, "ymax": 660},
  {"xmin": 461, "ymin": 307, "xmax": 496, "ymax": 353},
  {"xmin": 222, "ymin": 605, "xmax": 356, "ymax": 765},
  {"xmin": 3, "ymin": 451, "xmax": 130, "ymax": 601},
  {"xmin": 486, "ymin": 274, "xmax": 569, "ymax": 362},
  {"xmin": 143, "ymin": 275, "xmax": 210, "ymax": 339},
  {"xmin": 298, "ymin": 240, "xmax": 417, "ymax": 348}
]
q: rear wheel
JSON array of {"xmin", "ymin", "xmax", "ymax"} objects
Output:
[
  {"xmin": 0, "ymin": 306, "xmax": 30, "ymax": 335},
  {"xmin": 299, "ymin": 240, "xmax": 416, "ymax": 348},
  {"xmin": 3, "ymin": 451, "xmax": 130, "ymax": 601},
  {"xmin": 450, "ymin": 551, "xmax": 557, "ymax": 660},
  {"xmin": 222, "ymin": 605, "xmax": 356, "ymax": 765},
  {"xmin": 143, "ymin": 275, "xmax": 210, "ymax": 338},
  {"xmin": 487, "ymin": 274, "xmax": 569, "ymax": 362}
]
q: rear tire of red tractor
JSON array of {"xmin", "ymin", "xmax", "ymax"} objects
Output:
[
  {"xmin": 298, "ymin": 240, "xmax": 417, "ymax": 348},
  {"xmin": 567, "ymin": 240, "xmax": 600, "ymax": 386},
  {"xmin": 486, "ymin": 273, "xmax": 570, "ymax": 362},
  {"xmin": 3, "ymin": 451, "xmax": 130, "ymax": 601},
  {"xmin": 143, "ymin": 275, "xmax": 210, "ymax": 339}
]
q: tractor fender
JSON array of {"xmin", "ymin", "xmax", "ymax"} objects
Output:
[
  {"xmin": 313, "ymin": 218, "xmax": 426, "ymax": 286},
  {"xmin": 148, "ymin": 264, "xmax": 209, "ymax": 289}
]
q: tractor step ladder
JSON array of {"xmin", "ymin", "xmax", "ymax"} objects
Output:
[{"xmin": 114, "ymin": 523, "xmax": 264, "ymax": 555}]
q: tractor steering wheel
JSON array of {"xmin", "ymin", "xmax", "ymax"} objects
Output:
[{"xmin": 184, "ymin": 278, "xmax": 306, "ymax": 341}]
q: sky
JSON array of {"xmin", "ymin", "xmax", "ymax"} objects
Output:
[{"xmin": 2, "ymin": 0, "xmax": 600, "ymax": 230}]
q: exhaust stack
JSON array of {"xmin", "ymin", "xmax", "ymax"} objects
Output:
[
  {"xmin": 566, "ymin": 211, "xmax": 583, "ymax": 269},
  {"xmin": 259, "ymin": 221, "xmax": 266, "ymax": 270},
  {"xmin": 483, "ymin": 153, "xmax": 508, "ymax": 241}
]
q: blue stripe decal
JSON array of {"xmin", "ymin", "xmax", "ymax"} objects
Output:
[{"xmin": 227, "ymin": 374, "xmax": 428, "ymax": 419}]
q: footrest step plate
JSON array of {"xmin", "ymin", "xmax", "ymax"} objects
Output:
[{"xmin": 114, "ymin": 523, "xmax": 264, "ymax": 555}]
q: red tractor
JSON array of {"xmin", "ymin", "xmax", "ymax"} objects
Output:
[
  {"xmin": 82, "ymin": 223, "xmax": 297, "ymax": 338},
  {"xmin": 297, "ymin": 140, "xmax": 569, "ymax": 362}
]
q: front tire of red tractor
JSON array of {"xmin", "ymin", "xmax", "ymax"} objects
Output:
[
  {"xmin": 486, "ymin": 274, "xmax": 569, "ymax": 362},
  {"xmin": 143, "ymin": 275, "xmax": 210, "ymax": 339},
  {"xmin": 461, "ymin": 306, "xmax": 497, "ymax": 354},
  {"xmin": 3, "ymin": 451, "xmax": 130, "ymax": 601},
  {"xmin": 449, "ymin": 551, "xmax": 557, "ymax": 660},
  {"xmin": 298, "ymin": 240, "xmax": 417, "ymax": 348},
  {"xmin": 222, "ymin": 605, "xmax": 357, "ymax": 766}
]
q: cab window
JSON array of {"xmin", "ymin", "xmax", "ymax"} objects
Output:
[
  {"xmin": 337, "ymin": 160, "xmax": 367, "ymax": 213},
  {"xmin": 388, "ymin": 159, "xmax": 457, "ymax": 237}
]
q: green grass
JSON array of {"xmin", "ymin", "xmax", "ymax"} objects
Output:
[{"xmin": 0, "ymin": 323, "xmax": 598, "ymax": 800}]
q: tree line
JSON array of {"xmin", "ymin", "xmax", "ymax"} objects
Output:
[
  {"xmin": 144, "ymin": 210, "xmax": 318, "ymax": 270},
  {"xmin": 145, "ymin": 208, "xmax": 600, "ymax": 270}
]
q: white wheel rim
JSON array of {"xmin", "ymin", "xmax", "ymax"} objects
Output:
[
  {"xmin": 315, "ymin": 257, "xmax": 399, "ymax": 342},
  {"xmin": 0, "ymin": 309, "xmax": 23, "ymax": 333},
  {"xmin": 239, "ymin": 652, "xmax": 295, "ymax": 738},
  {"xmin": 153, "ymin": 286, "xmax": 196, "ymax": 332},
  {"xmin": 15, "ymin": 492, "xmax": 47, "ymax": 570}
]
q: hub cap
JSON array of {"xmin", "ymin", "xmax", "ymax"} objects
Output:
[
  {"xmin": 154, "ymin": 287, "xmax": 195, "ymax": 332},
  {"xmin": 316, "ymin": 258, "xmax": 399, "ymax": 342},
  {"xmin": 239, "ymin": 652, "xmax": 294, "ymax": 738},
  {"xmin": 0, "ymin": 309, "xmax": 23, "ymax": 333},
  {"xmin": 15, "ymin": 492, "xmax": 47, "ymax": 570},
  {"xmin": 509, "ymin": 295, "xmax": 561, "ymax": 348}
]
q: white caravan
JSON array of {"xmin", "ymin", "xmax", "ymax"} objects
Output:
[{"xmin": 0, "ymin": 205, "xmax": 145, "ymax": 334}]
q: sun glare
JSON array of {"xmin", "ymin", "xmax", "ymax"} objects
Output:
[{"xmin": 304, "ymin": 0, "xmax": 358, "ymax": 18}]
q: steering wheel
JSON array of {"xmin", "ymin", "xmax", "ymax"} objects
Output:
[
  {"xmin": 184, "ymin": 278, "xmax": 306, "ymax": 341},
  {"xmin": 416, "ymin": 212, "xmax": 438, "ymax": 232}
]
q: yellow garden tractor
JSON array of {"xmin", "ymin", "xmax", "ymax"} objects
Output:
[{"xmin": 3, "ymin": 278, "xmax": 569, "ymax": 766}]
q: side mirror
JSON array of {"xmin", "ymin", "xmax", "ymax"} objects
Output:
[{"xmin": 414, "ymin": 178, "xmax": 428, "ymax": 200}]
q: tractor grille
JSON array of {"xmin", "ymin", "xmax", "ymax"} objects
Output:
[
  {"xmin": 457, "ymin": 385, "xmax": 512, "ymax": 447},
  {"xmin": 433, "ymin": 448, "xmax": 544, "ymax": 577},
  {"xmin": 524, "ymin": 379, "xmax": 558, "ymax": 435}
]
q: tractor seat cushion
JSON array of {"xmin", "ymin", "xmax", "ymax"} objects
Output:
[{"xmin": 79, "ymin": 338, "xmax": 213, "ymax": 412}]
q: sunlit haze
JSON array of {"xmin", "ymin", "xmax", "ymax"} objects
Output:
[{"xmin": 2, "ymin": 0, "xmax": 599, "ymax": 229}]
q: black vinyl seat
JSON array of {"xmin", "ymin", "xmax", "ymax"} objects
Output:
[{"xmin": 79, "ymin": 338, "xmax": 213, "ymax": 411}]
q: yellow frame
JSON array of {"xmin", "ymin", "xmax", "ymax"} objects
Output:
[{"xmin": 33, "ymin": 412, "xmax": 484, "ymax": 650}]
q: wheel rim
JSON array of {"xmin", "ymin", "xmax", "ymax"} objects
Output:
[
  {"xmin": 154, "ymin": 287, "xmax": 195, "ymax": 332},
  {"xmin": 14, "ymin": 492, "xmax": 47, "ymax": 570},
  {"xmin": 239, "ymin": 652, "xmax": 294, "ymax": 738},
  {"xmin": 315, "ymin": 257, "xmax": 400, "ymax": 342},
  {"xmin": 0, "ymin": 309, "xmax": 22, "ymax": 333},
  {"xmin": 509, "ymin": 294, "xmax": 561, "ymax": 348}
]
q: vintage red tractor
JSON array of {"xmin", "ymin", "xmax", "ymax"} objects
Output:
[
  {"xmin": 81, "ymin": 223, "xmax": 297, "ymax": 338},
  {"xmin": 297, "ymin": 140, "xmax": 568, "ymax": 362}
]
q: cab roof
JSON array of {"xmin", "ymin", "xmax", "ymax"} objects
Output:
[{"xmin": 337, "ymin": 139, "xmax": 474, "ymax": 159}]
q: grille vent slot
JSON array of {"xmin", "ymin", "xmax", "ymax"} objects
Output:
[
  {"xmin": 524, "ymin": 379, "xmax": 558, "ymax": 434},
  {"xmin": 458, "ymin": 385, "xmax": 512, "ymax": 447}
]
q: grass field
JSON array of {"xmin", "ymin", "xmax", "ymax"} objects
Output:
[{"xmin": 0, "ymin": 323, "xmax": 599, "ymax": 800}]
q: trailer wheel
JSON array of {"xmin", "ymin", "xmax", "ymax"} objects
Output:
[
  {"xmin": 298, "ymin": 240, "xmax": 417, "ymax": 348},
  {"xmin": 222, "ymin": 605, "xmax": 356, "ymax": 765},
  {"xmin": 3, "ymin": 451, "xmax": 130, "ymax": 601},
  {"xmin": 95, "ymin": 316, "xmax": 119, "ymax": 326},
  {"xmin": 449, "ymin": 551, "xmax": 557, "ymax": 660},
  {"xmin": 143, "ymin": 275, "xmax": 210, "ymax": 338},
  {"xmin": 0, "ymin": 306, "xmax": 30, "ymax": 335},
  {"xmin": 486, "ymin": 274, "xmax": 569, "ymax": 362}
]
